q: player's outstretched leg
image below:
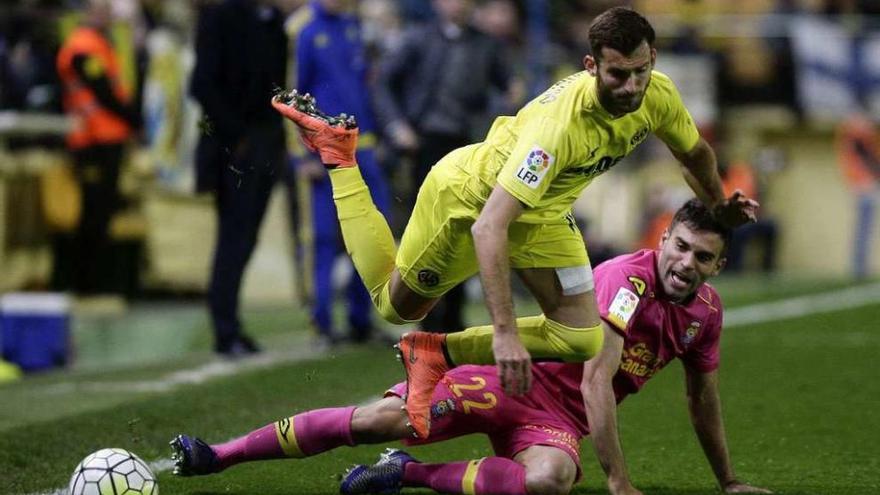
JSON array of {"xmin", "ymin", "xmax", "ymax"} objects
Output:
[
  {"xmin": 273, "ymin": 94, "xmax": 410, "ymax": 325},
  {"xmin": 170, "ymin": 406, "xmax": 358, "ymax": 476}
]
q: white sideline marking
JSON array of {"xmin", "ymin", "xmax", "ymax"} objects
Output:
[
  {"xmin": 27, "ymin": 282, "xmax": 880, "ymax": 495},
  {"xmin": 35, "ymin": 347, "xmax": 328, "ymax": 396},
  {"xmin": 722, "ymin": 282, "xmax": 880, "ymax": 328}
]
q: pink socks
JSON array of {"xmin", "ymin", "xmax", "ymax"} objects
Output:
[
  {"xmin": 403, "ymin": 456, "xmax": 527, "ymax": 495},
  {"xmin": 212, "ymin": 406, "xmax": 356, "ymax": 469}
]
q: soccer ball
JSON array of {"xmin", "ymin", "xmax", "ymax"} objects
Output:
[{"xmin": 68, "ymin": 448, "xmax": 158, "ymax": 495}]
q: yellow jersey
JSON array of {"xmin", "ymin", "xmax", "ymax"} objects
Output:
[{"xmin": 453, "ymin": 70, "xmax": 699, "ymax": 223}]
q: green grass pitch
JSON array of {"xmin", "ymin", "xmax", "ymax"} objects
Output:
[{"xmin": 1, "ymin": 277, "xmax": 878, "ymax": 494}]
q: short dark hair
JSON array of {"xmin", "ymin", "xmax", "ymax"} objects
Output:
[
  {"xmin": 588, "ymin": 7, "xmax": 655, "ymax": 60},
  {"xmin": 670, "ymin": 199, "xmax": 732, "ymax": 255}
]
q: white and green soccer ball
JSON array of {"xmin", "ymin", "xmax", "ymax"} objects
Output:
[{"xmin": 68, "ymin": 448, "xmax": 158, "ymax": 495}]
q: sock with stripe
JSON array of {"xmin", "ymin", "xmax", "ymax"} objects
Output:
[
  {"xmin": 212, "ymin": 407, "xmax": 356, "ymax": 469},
  {"xmin": 402, "ymin": 457, "xmax": 527, "ymax": 495}
]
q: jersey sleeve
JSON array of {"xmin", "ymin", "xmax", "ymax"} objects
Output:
[
  {"xmin": 682, "ymin": 306, "xmax": 723, "ymax": 372},
  {"xmin": 652, "ymin": 78, "xmax": 700, "ymax": 154},
  {"xmin": 495, "ymin": 116, "xmax": 576, "ymax": 207},
  {"xmin": 595, "ymin": 265, "xmax": 644, "ymax": 336}
]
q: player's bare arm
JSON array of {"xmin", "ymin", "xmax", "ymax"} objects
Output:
[
  {"xmin": 672, "ymin": 138, "xmax": 760, "ymax": 228},
  {"xmin": 581, "ymin": 323, "xmax": 642, "ymax": 495},
  {"xmin": 672, "ymin": 138, "xmax": 724, "ymax": 206},
  {"xmin": 472, "ymin": 184, "xmax": 532, "ymax": 396},
  {"xmin": 685, "ymin": 367, "xmax": 772, "ymax": 494}
]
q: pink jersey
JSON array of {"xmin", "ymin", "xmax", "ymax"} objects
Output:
[
  {"xmin": 529, "ymin": 249, "xmax": 724, "ymax": 433},
  {"xmin": 388, "ymin": 249, "xmax": 724, "ymax": 450}
]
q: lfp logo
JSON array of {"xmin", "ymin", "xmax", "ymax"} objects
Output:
[{"xmin": 515, "ymin": 147, "xmax": 553, "ymax": 189}]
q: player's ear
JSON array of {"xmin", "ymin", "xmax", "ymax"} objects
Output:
[
  {"xmin": 711, "ymin": 256, "xmax": 727, "ymax": 276},
  {"xmin": 650, "ymin": 47, "xmax": 657, "ymax": 67},
  {"xmin": 584, "ymin": 54, "xmax": 597, "ymax": 75},
  {"xmin": 659, "ymin": 228, "xmax": 670, "ymax": 249}
]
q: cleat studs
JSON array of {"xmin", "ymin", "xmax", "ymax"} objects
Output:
[{"xmin": 405, "ymin": 421, "xmax": 420, "ymax": 437}]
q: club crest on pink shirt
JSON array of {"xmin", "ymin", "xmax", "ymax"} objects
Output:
[
  {"xmin": 431, "ymin": 398, "xmax": 457, "ymax": 419},
  {"xmin": 681, "ymin": 321, "xmax": 701, "ymax": 346}
]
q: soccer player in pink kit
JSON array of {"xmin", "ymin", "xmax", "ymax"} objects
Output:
[{"xmin": 170, "ymin": 200, "xmax": 771, "ymax": 495}]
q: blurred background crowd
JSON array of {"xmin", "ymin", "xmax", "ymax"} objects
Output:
[{"xmin": 0, "ymin": 0, "xmax": 878, "ymax": 366}]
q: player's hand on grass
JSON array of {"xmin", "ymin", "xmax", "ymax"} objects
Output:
[
  {"xmin": 712, "ymin": 189, "xmax": 760, "ymax": 228},
  {"xmin": 722, "ymin": 480, "xmax": 773, "ymax": 493},
  {"xmin": 607, "ymin": 478, "xmax": 643, "ymax": 495},
  {"xmin": 493, "ymin": 332, "xmax": 532, "ymax": 395}
]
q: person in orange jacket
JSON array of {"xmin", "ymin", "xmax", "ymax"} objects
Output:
[
  {"xmin": 56, "ymin": 0, "xmax": 138, "ymax": 294},
  {"xmin": 720, "ymin": 159, "xmax": 778, "ymax": 274}
]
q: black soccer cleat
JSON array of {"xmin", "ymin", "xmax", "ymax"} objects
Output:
[
  {"xmin": 339, "ymin": 448, "xmax": 418, "ymax": 494},
  {"xmin": 169, "ymin": 434, "xmax": 221, "ymax": 476}
]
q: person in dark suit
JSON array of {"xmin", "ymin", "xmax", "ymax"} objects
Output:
[{"xmin": 190, "ymin": 0, "xmax": 288, "ymax": 356}]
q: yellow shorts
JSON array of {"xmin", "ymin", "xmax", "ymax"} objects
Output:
[{"xmin": 397, "ymin": 147, "xmax": 589, "ymax": 298}]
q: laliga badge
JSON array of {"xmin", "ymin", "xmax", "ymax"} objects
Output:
[
  {"xmin": 608, "ymin": 287, "xmax": 639, "ymax": 330},
  {"xmin": 515, "ymin": 146, "xmax": 553, "ymax": 189}
]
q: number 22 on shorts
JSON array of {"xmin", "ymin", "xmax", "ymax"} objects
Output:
[{"xmin": 450, "ymin": 376, "xmax": 498, "ymax": 413}]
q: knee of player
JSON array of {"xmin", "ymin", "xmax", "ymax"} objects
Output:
[
  {"xmin": 375, "ymin": 304, "xmax": 422, "ymax": 325},
  {"xmin": 524, "ymin": 462, "xmax": 576, "ymax": 495},
  {"xmin": 350, "ymin": 398, "xmax": 409, "ymax": 443},
  {"xmin": 372, "ymin": 289, "xmax": 424, "ymax": 324}
]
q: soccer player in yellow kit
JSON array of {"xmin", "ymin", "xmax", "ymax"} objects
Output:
[{"xmin": 273, "ymin": 7, "xmax": 758, "ymax": 440}]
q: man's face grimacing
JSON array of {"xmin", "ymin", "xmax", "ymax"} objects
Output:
[
  {"xmin": 584, "ymin": 40, "xmax": 656, "ymax": 117},
  {"xmin": 657, "ymin": 222, "xmax": 726, "ymax": 302}
]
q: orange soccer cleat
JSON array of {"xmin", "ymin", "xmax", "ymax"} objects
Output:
[
  {"xmin": 395, "ymin": 332, "xmax": 450, "ymax": 439},
  {"xmin": 270, "ymin": 89, "xmax": 358, "ymax": 168}
]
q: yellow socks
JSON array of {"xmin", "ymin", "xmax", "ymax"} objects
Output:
[{"xmin": 445, "ymin": 314, "xmax": 604, "ymax": 364}]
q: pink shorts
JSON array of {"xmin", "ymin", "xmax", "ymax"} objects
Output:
[{"xmin": 387, "ymin": 365, "xmax": 583, "ymax": 477}]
